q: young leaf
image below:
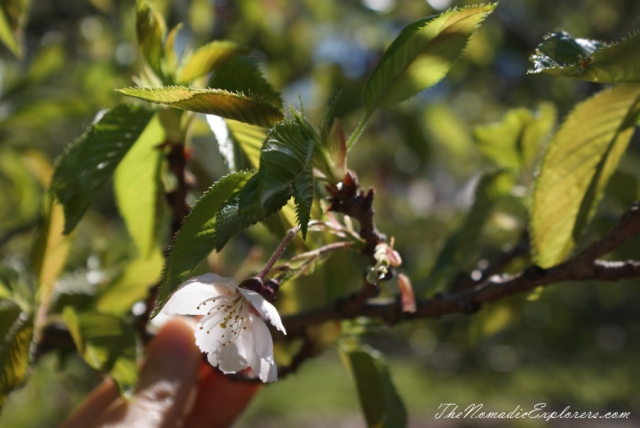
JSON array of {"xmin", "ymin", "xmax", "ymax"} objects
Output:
[
  {"xmin": 114, "ymin": 114, "xmax": 165, "ymax": 258},
  {"xmin": 50, "ymin": 104, "xmax": 155, "ymax": 233},
  {"xmin": 226, "ymin": 119, "xmax": 266, "ymax": 169},
  {"xmin": 178, "ymin": 40, "xmax": 247, "ymax": 84},
  {"xmin": 530, "ymin": 31, "xmax": 640, "ymax": 82},
  {"xmin": 62, "ymin": 307, "xmax": 137, "ymax": 392},
  {"xmin": 364, "ymin": 4, "xmax": 495, "ymax": 114},
  {"xmin": 340, "ymin": 345, "xmax": 407, "ymax": 428},
  {"xmin": 258, "ymin": 120, "xmax": 316, "ymax": 205},
  {"xmin": 418, "ymin": 171, "xmax": 514, "ymax": 295},
  {"xmin": 531, "ymin": 84, "xmax": 640, "ymax": 268},
  {"xmin": 208, "ymin": 56, "xmax": 283, "ymax": 109},
  {"xmin": 136, "ymin": 0, "xmax": 167, "ymax": 78},
  {"xmin": 117, "ymin": 86, "xmax": 283, "ymax": 127},
  {"xmin": 0, "ymin": 300, "xmax": 33, "ymax": 408},
  {"xmin": 155, "ymin": 171, "xmax": 253, "ymax": 315}
]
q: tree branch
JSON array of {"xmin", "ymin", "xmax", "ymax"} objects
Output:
[{"xmin": 283, "ymin": 202, "xmax": 640, "ymax": 338}]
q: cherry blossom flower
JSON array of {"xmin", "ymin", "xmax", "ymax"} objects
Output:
[{"xmin": 162, "ymin": 273, "xmax": 286, "ymax": 382}]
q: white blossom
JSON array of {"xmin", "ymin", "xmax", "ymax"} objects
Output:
[{"xmin": 162, "ymin": 273, "xmax": 286, "ymax": 382}]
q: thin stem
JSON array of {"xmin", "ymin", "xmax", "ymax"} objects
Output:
[
  {"xmin": 257, "ymin": 227, "xmax": 300, "ymax": 279},
  {"xmin": 346, "ymin": 112, "xmax": 371, "ymax": 150}
]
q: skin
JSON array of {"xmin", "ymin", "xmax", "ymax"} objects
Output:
[{"xmin": 61, "ymin": 317, "xmax": 261, "ymax": 428}]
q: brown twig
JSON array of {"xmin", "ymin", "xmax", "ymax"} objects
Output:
[{"xmin": 283, "ymin": 202, "xmax": 640, "ymax": 338}]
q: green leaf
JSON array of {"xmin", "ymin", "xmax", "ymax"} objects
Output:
[
  {"xmin": 114, "ymin": 114, "xmax": 165, "ymax": 258},
  {"xmin": 62, "ymin": 307, "xmax": 137, "ymax": 392},
  {"xmin": 418, "ymin": 171, "xmax": 514, "ymax": 295},
  {"xmin": 258, "ymin": 120, "xmax": 316, "ymax": 205},
  {"xmin": 97, "ymin": 250, "xmax": 163, "ymax": 316},
  {"xmin": 136, "ymin": 0, "xmax": 167, "ymax": 78},
  {"xmin": 178, "ymin": 40, "xmax": 247, "ymax": 83},
  {"xmin": 117, "ymin": 86, "xmax": 283, "ymax": 128},
  {"xmin": 364, "ymin": 4, "xmax": 495, "ymax": 113},
  {"xmin": 208, "ymin": 56, "xmax": 282, "ymax": 109},
  {"xmin": 0, "ymin": 300, "xmax": 33, "ymax": 408},
  {"xmin": 31, "ymin": 194, "xmax": 72, "ymax": 306},
  {"xmin": 530, "ymin": 31, "xmax": 640, "ymax": 82},
  {"xmin": 226, "ymin": 119, "xmax": 266, "ymax": 169},
  {"xmin": 531, "ymin": 84, "xmax": 640, "ymax": 268},
  {"xmin": 473, "ymin": 103, "xmax": 557, "ymax": 171},
  {"xmin": 0, "ymin": 0, "xmax": 29, "ymax": 58},
  {"xmin": 340, "ymin": 345, "xmax": 407, "ymax": 428},
  {"xmin": 292, "ymin": 163, "xmax": 314, "ymax": 239},
  {"xmin": 155, "ymin": 171, "xmax": 253, "ymax": 315},
  {"xmin": 50, "ymin": 104, "xmax": 155, "ymax": 234}
]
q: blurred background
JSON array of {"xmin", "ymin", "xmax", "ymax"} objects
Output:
[{"xmin": 1, "ymin": 0, "xmax": 640, "ymax": 426}]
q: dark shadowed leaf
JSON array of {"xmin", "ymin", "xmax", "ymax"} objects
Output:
[
  {"xmin": 530, "ymin": 31, "xmax": 640, "ymax": 82},
  {"xmin": 418, "ymin": 171, "xmax": 514, "ymax": 295},
  {"xmin": 50, "ymin": 104, "xmax": 155, "ymax": 234},
  {"xmin": 178, "ymin": 40, "xmax": 247, "ymax": 83},
  {"xmin": 155, "ymin": 171, "xmax": 253, "ymax": 315},
  {"xmin": 117, "ymin": 86, "xmax": 283, "ymax": 127},
  {"xmin": 531, "ymin": 84, "xmax": 640, "ymax": 267},
  {"xmin": 208, "ymin": 56, "xmax": 282, "ymax": 108},
  {"xmin": 340, "ymin": 345, "xmax": 407, "ymax": 428},
  {"xmin": 0, "ymin": 300, "xmax": 33, "ymax": 408}
]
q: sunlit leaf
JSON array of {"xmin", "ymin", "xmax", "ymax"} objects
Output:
[
  {"xmin": 364, "ymin": 4, "xmax": 496, "ymax": 113},
  {"xmin": 473, "ymin": 103, "xmax": 556, "ymax": 171},
  {"xmin": 136, "ymin": 0, "xmax": 166, "ymax": 78},
  {"xmin": 530, "ymin": 31, "xmax": 640, "ymax": 82},
  {"xmin": 0, "ymin": 300, "xmax": 33, "ymax": 408},
  {"xmin": 531, "ymin": 84, "xmax": 640, "ymax": 267},
  {"xmin": 97, "ymin": 250, "xmax": 163, "ymax": 316},
  {"xmin": 226, "ymin": 119, "xmax": 266, "ymax": 169},
  {"xmin": 419, "ymin": 171, "xmax": 514, "ymax": 295},
  {"xmin": 50, "ymin": 104, "xmax": 155, "ymax": 234},
  {"xmin": 62, "ymin": 307, "xmax": 137, "ymax": 392},
  {"xmin": 208, "ymin": 56, "xmax": 282, "ymax": 108},
  {"xmin": 155, "ymin": 171, "xmax": 253, "ymax": 315},
  {"xmin": 178, "ymin": 40, "xmax": 247, "ymax": 83},
  {"xmin": 31, "ymin": 194, "xmax": 72, "ymax": 307},
  {"xmin": 114, "ymin": 114, "xmax": 165, "ymax": 258},
  {"xmin": 340, "ymin": 345, "xmax": 407, "ymax": 428},
  {"xmin": 163, "ymin": 23, "xmax": 182, "ymax": 76},
  {"xmin": 117, "ymin": 86, "xmax": 283, "ymax": 127}
]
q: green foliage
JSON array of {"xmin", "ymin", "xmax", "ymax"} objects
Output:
[
  {"xmin": 340, "ymin": 345, "xmax": 407, "ymax": 428},
  {"xmin": 419, "ymin": 171, "xmax": 514, "ymax": 295},
  {"xmin": 225, "ymin": 119, "xmax": 266, "ymax": 169},
  {"xmin": 531, "ymin": 84, "xmax": 640, "ymax": 267},
  {"xmin": 0, "ymin": 0, "xmax": 29, "ymax": 57},
  {"xmin": 530, "ymin": 31, "xmax": 640, "ymax": 82},
  {"xmin": 155, "ymin": 171, "xmax": 253, "ymax": 316},
  {"xmin": 136, "ymin": 0, "xmax": 167, "ymax": 79},
  {"xmin": 62, "ymin": 307, "xmax": 137, "ymax": 392},
  {"xmin": 208, "ymin": 56, "xmax": 283, "ymax": 109},
  {"xmin": 117, "ymin": 86, "xmax": 283, "ymax": 128},
  {"xmin": 178, "ymin": 40, "xmax": 247, "ymax": 83},
  {"xmin": 50, "ymin": 104, "xmax": 155, "ymax": 234},
  {"xmin": 114, "ymin": 114, "xmax": 165, "ymax": 258},
  {"xmin": 473, "ymin": 103, "xmax": 556, "ymax": 173},
  {"xmin": 0, "ymin": 300, "xmax": 33, "ymax": 409}
]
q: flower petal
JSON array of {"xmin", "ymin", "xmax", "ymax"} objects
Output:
[
  {"xmin": 217, "ymin": 338, "xmax": 248, "ymax": 373},
  {"xmin": 238, "ymin": 288, "xmax": 286, "ymax": 334},
  {"xmin": 162, "ymin": 273, "xmax": 237, "ymax": 316},
  {"xmin": 242, "ymin": 318, "xmax": 277, "ymax": 382}
]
